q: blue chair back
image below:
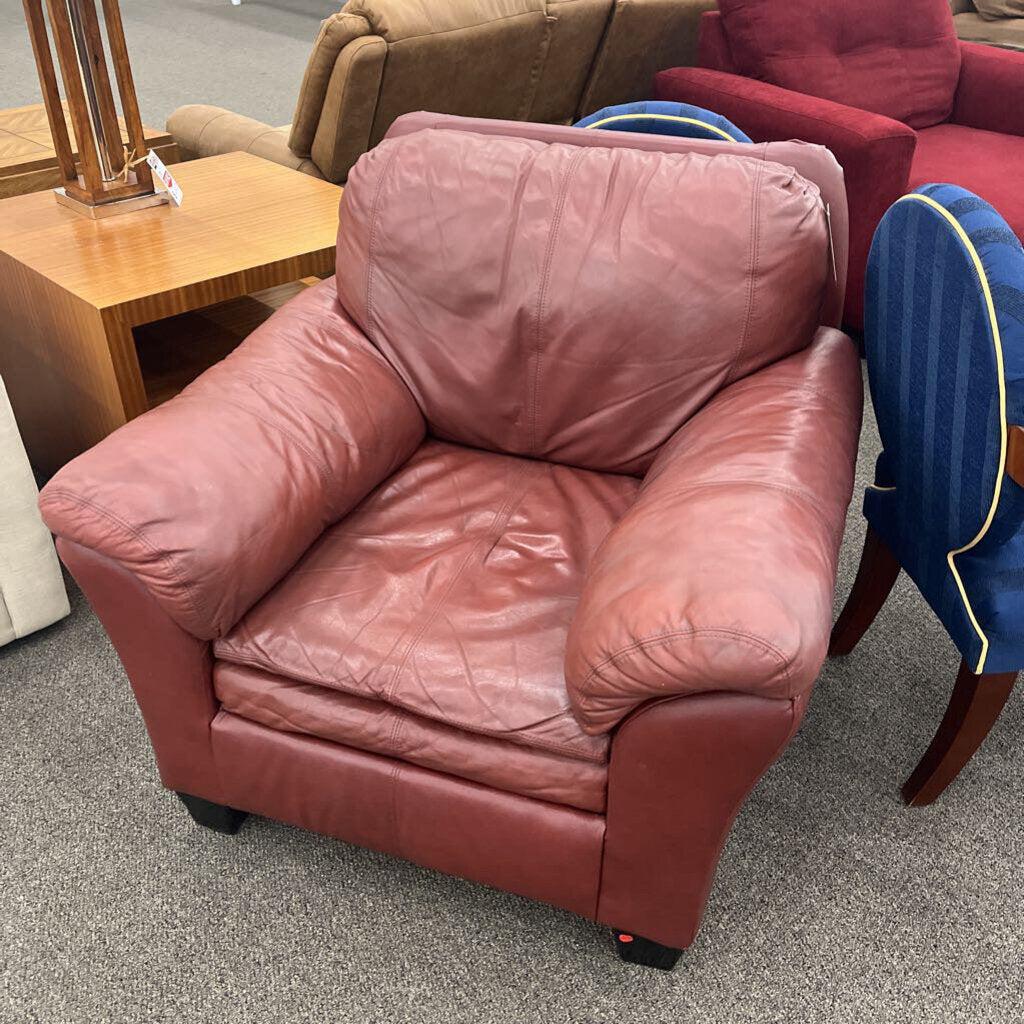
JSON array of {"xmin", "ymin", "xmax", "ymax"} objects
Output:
[
  {"xmin": 574, "ymin": 101, "xmax": 752, "ymax": 143},
  {"xmin": 864, "ymin": 183, "xmax": 1024, "ymax": 673}
]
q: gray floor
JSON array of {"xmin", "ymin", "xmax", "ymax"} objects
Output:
[
  {"xmin": 2, "ymin": 3, "xmax": 1023, "ymax": 1021},
  {"xmin": 1, "ymin": 0, "xmax": 332, "ymax": 130}
]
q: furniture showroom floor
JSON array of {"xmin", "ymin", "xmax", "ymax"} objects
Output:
[
  {"xmin": 1, "ymin": 380, "xmax": 1021, "ymax": 1023},
  {"xmin": 1, "ymin": 2, "xmax": 1021, "ymax": 1021}
]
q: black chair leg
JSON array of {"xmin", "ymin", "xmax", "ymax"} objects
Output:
[
  {"xmin": 176, "ymin": 792, "xmax": 248, "ymax": 835},
  {"xmin": 613, "ymin": 930, "xmax": 683, "ymax": 971}
]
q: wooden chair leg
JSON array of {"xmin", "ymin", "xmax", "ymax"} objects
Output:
[
  {"xmin": 902, "ymin": 661, "xmax": 1017, "ymax": 806},
  {"xmin": 829, "ymin": 526, "xmax": 901, "ymax": 656}
]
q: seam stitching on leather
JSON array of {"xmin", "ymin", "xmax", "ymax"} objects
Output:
[
  {"xmin": 41, "ymin": 490, "xmax": 205, "ymax": 633},
  {"xmin": 214, "ymin": 648, "xmax": 607, "ymax": 761},
  {"xmin": 718, "ymin": 377, "xmax": 852, "ymax": 410},
  {"xmin": 578, "ymin": 627, "xmax": 793, "ymax": 702},
  {"xmin": 383, "ymin": 461, "xmax": 532, "ymax": 708},
  {"xmin": 662, "ymin": 478, "xmax": 839, "ymax": 533},
  {"xmin": 530, "ymin": 148, "xmax": 587, "ymax": 454},
  {"xmin": 364, "ymin": 142, "xmax": 403, "ymax": 345},
  {"xmin": 213, "ymin": 395, "xmax": 335, "ymax": 482},
  {"xmin": 215, "ymin": 675, "xmax": 608, "ymax": 797},
  {"xmin": 726, "ymin": 160, "xmax": 764, "ymax": 384},
  {"xmin": 218, "ymin": 369, "xmax": 413, "ymax": 456}
]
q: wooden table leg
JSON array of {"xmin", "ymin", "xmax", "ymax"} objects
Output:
[{"xmin": 101, "ymin": 311, "xmax": 150, "ymax": 421}]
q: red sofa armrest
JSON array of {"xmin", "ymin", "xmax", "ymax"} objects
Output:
[
  {"xmin": 654, "ymin": 67, "xmax": 917, "ymax": 328},
  {"xmin": 39, "ymin": 280, "xmax": 425, "ymax": 641},
  {"xmin": 952, "ymin": 42, "xmax": 1024, "ymax": 138},
  {"xmin": 565, "ymin": 328, "xmax": 863, "ymax": 735}
]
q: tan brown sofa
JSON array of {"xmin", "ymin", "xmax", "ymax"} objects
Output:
[
  {"xmin": 952, "ymin": 0, "xmax": 1024, "ymax": 49},
  {"xmin": 167, "ymin": 0, "xmax": 717, "ymax": 183}
]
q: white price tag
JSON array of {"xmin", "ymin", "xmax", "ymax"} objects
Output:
[{"xmin": 146, "ymin": 150, "xmax": 183, "ymax": 207}]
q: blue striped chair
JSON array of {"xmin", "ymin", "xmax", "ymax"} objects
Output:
[
  {"xmin": 832, "ymin": 183, "xmax": 1024, "ymax": 805},
  {"xmin": 574, "ymin": 100, "xmax": 752, "ymax": 143}
]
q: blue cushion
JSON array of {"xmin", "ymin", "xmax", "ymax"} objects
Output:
[
  {"xmin": 574, "ymin": 101, "xmax": 752, "ymax": 143},
  {"xmin": 864, "ymin": 183, "xmax": 1024, "ymax": 673}
]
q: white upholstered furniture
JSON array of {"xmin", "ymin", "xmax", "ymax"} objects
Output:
[{"xmin": 0, "ymin": 377, "xmax": 68, "ymax": 647}]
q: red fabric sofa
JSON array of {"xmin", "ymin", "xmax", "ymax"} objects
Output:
[
  {"xmin": 654, "ymin": 0, "xmax": 1024, "ymax": 330},
  {"xmin": 38, "ymin": 114, "xmax": 863, "ymax": 968}
]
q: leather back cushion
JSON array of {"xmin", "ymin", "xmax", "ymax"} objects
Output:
[
  {"xmin": 336, "ymin": 129, "xmax": 829, "ymax": 475},
  {"xmin": 717, "ymin": 0, "xmax": 962, "ymax": 129}
]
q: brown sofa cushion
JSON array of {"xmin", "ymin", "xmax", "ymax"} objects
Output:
[
  {"xmin": 289, "ymin": 11, "xmax": 372, "ymax": 156},
  {"xmin": 954, "ymin": 10, "xmax": 1024, "ymax": 45},
  {"xmin": 974, "ymin": 0, "xmax": 1024, "ymax": 19},
  {"xmin": 578, "ymin": 0, "xmax": 718, "ymax": 118},
  {"xmin": 529, "ymin": 0, "xmax": 615, "ymax": 124},
  {"xmin": 363, "ymin": 3, "xmax": 552, "ymax": 146}
]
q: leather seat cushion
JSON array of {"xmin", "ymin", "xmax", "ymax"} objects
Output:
[
  {"xmin": 215, "ymin": 440, "xmax": 639, "ymax": 768},
  {"xmin": 213, "ymin": 662, "xmax": 608, "ymax": 812}
]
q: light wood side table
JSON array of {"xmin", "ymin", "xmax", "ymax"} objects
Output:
[
  {"xmin": 0, "ymin": 102, "xmax": 178, "ymax": 200},
  {"xmin": 0, "ymin": 151, "xmax": 342, "ymax": 476}
]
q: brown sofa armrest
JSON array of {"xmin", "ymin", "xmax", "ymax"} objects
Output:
[
  {"xmin": 39, "ymin": 281, "xmax": 425, "ymax": 641},
  {"xmin": 565, "ymin": 328, "xmax": 863, "ymax": 734},
  {"xmin": 166, "ymin": 104, "xmax": 322, "ymax": 176}
]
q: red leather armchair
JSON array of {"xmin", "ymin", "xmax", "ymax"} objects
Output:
[
  {"xmin": 39, "ymin": 114, "xmax": 863, "ymax": 969},
  {"xmin": 654, "ymin": 0, "xmax": 1024, "ymax": 331}
]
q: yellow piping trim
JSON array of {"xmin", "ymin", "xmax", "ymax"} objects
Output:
[
  {"xmin": 898, "ymin": 193, "xmax": 1007, "ymax": 674},
  {"xmin": 584, "ymin": 113, "xmax": 737, "ymax": 142}
]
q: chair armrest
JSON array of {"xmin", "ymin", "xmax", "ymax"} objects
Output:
[
  {"xmin": 951, "ymin": 42, "xmax": 1024, "ymax": 138},
  {"xmin": 39, "ymin": 281, "xmax": 425, "ymax": 641},
  {"xmin": 166, "ymin": 104, "xmax": 322, "ymax": 176},
  {"xmin": 565, "ymin": 327, "xmax": 863, "ymax": 734},
  {"xmin": 654, "ymin": 68, "xmax": 916, "ymax": 327}
]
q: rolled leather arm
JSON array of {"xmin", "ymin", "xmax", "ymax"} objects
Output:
[
  {"xmin": 166, "ymin": 104, "xmax": 322, "ymax": 175},
  {"xmin": 951, "ymin": 42, "xmax": 1024, "ymax": 138},
  {"xmin": 565, "ymin": 328, "xmax": 863, "ymax": 734},
  {"xmin": 39, "ymin": 281, "xmax": 425, "ymax": 641}
]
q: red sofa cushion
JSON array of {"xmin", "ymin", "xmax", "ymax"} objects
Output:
[
  {"xmin": 716, "ymin": 0, "xmax": 962, "ymax": 129},
  {"xmin": 909, "ymin": 124, "xmax": 1024, "ymax": 241}
]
